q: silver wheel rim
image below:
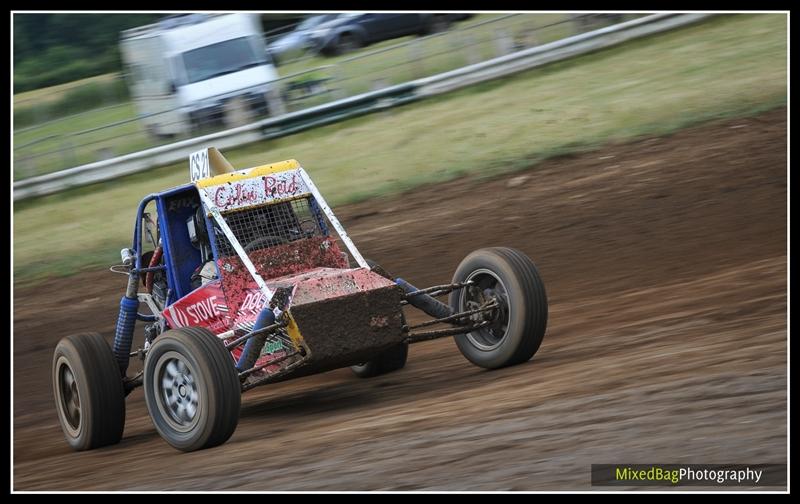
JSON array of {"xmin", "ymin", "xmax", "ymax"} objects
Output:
[
  {"xmin": 153, "ymin": 352, "xmax": 201, "ymax": 432},
  {"xmin": 55, "ymin": 356, "xmax": 81, "ymax": 437},
  {"xmin": 459, "ymin": 268, "xmax": 511, "ymax": 351}
]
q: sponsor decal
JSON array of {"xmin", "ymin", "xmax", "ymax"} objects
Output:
[
  {"xmin": 263, "ymin": 339, "xmax": 285, "ymax": 354},
  {"xmin": 163, "ymin": 282, "xmax": 230, "ymax": 332},
  {"xmin": 202, "ymin": 169, "xmax": 309, "ymax": 211},
  {"xmin": 184, "ymin": 295, "xmax": 223, "ymax": 324},
  {"xmin": 167, "ymin": 305, "xmax": 190, "ymax": 328},
  {"xmin": 214, "ymin": 183, "xmax": 260, "ymax": 209},
  {"xmin": 240, "ymin": 290, "xmax": 269, "ymax": 315},
  {"xmin": 167, "ymin": 196, "xmax": 196, "ymax": 213},
  {"xmin": 264, "ymin": 174, "xmax": 299, "ymax": 198}
]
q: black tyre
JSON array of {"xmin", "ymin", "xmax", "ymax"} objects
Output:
[
  {"xmin": 335, "ymin": 32, "xmax": 362, "ymax": 55},
  {"xmin": 52, "ymin": 333, "xmax": 126, "ymax": 451},
  {"xmin": 449, "ymin": 247, "xmax": 547, "ymax": 369},
  {"xmin": 351, "ymin": 259, "xmax": 409, "ymax": 378},
  {"xmin": 144, "ymin": 327, "xmax": 241, "ymax": 452},
  {"xmin": 351, "ymin": 343, "xmax": 409, "ymax": 378}
]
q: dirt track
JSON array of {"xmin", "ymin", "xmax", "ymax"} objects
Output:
[{"xmin": 13, "ymin": 108, "xmax": 787, "ymax": 490}]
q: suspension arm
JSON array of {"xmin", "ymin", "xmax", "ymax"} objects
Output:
[
  {"xmin": 406, "ymin": 300, "xmax": 498, "ymax": 330},
  {"xmin": 224, "ymin": 320, "xmax": 288, "ymax": 351},
  {"xmin": 400, "ymin": 280, "xmax": 474, "ymax": 302},
  {"xmin": 406, "ymin": 321, "xmax": 493, "ymax": 343},
  {"xmin": 237, "ymin": 349, "xmax": 303, "ymax": 380},
  {"xmin": 241, "ymin": 356, "xmax": 309, "ymax": 391}
]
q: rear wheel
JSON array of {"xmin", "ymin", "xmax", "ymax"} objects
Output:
[
  {"xmin": 351, "ymin": 343, "xmax": 408, "ymax": 378},
  {"xmin": 351, "ymin": 259, "xmax": 409, "ymax": 378},
  {"xmin": 52, "ymin": 333, "xmax": 126, "ymax": 451},
  {"xmin": 144, "ymin": 327, "xmax": 241, "ymax": 452},
  {"xmin": 449, "ymin": 247, "xmax": 547, "ymax": 369}
]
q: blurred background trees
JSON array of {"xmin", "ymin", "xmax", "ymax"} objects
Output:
[{"xmin": 13, "ymin": 13, "xmax": 304, "ymax": 93}]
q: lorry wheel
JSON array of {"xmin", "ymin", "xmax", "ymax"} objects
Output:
[
  {"xmin": 351, "ymin": 259, "xmax": 409, "ymax": 378},
  {"xmin": 449, "ymin": 247, "xmax": 548, "ymax": 369},
  {"xmin": 144, "ymin": 327, "xmax": 241, "ymax": 452},
  {"xmin": 52, "ymin": 333, "xmax": 126, "ymax": 451}
]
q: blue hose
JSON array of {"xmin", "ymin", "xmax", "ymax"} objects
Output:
[{"xmin": 113, "ymin": 296, "xmax": 139, "ymax": 376}]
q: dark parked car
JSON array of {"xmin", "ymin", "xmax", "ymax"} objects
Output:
[
  {"xmin": 569, "ymin": 13, "xmax": 626, "ymax": 30},
  {"xmin": 308, "ymin": 13, "xmax": 473, "ymax": 56},
  {"xmin": 267, "ymin": 14, "xmax": 341, "ymax": 65}
]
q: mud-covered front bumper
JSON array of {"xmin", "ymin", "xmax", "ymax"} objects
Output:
[{"xmin": 287, "ymin": 284, "xmax": 406, "ymax": 374}]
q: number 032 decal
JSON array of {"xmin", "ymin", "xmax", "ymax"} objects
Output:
[{"xmin": 190, "ymin": 149, "xmax": 210, "ymax": 182}]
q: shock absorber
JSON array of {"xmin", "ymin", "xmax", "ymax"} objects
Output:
[
  {"xmin": 395, "ymin": 277, "xmax": 454, "ymax": 320},
  {"xmin": 113, "ymin": 271, "xmax": 140, "ymax": 377},
  {"xmin": 236, "ymin": 307, "xmax": 276, "ymax": 373}
]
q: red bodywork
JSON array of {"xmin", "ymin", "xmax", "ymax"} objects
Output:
[{"xmin": 162, "ymin": 235, "xmax": 400, "ymax": 375}]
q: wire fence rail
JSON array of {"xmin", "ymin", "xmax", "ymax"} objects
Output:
[
  {"xmin": 12, "ymin": 14, "xmax": 630, "ymax": 180},
  {"xmin": 13, "ymin": 13, "xmax": 711, "ymax": 201}
]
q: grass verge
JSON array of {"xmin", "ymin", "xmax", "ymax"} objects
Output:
[{"xmin": 13, "ymin": 13, "xmax": 787, "ymax": 285}]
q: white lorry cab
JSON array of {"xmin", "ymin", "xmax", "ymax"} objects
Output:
[{"xmin": 120, "ymin": 14, "xmax": 284, "ymax": 138}]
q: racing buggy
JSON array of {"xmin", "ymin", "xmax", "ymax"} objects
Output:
[{"xmin": 52, "ymin": 148, "xmax": 548, "ymax": 452}]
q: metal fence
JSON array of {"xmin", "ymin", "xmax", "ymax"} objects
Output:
[
  {"xmin": 13, "ymin": 13, "xmax": 644, "ymax": 181},
  {"xmin": 14, "ymin": 13, "xmax": 711, "ymax": 201}
]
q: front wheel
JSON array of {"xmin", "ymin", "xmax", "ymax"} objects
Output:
[
  {"xmin": 144, "ymin": 327, "xmax": 241, "ymax": 452},
  {"xmin": 52, "ymin": 333, "xmax": 126, "ymax": 451},
  {"xmin": 449, "ymin": 247, "xmax": 548, "ymax": 369}
]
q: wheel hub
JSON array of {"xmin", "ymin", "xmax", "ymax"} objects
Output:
[
  {"xmin": 57, "ymin": 362, "xmax": 81, "ymax": 432},
  {"xmin": 461, "ymin": 270, "xmax": 511, "ymax": 351},
  {"xmin": 159, "ymin": 357, "xmax": 199, "ymax": 429}
]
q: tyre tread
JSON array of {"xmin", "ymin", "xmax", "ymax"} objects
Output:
[
  {"xmin": 144, "ymin": 327, "xmax": 240, "ymax": 451},
  {"xmin": 54, "ymin": 332, "xmax": 125, "ymax": 450},
  {"xmin": 449, "ymin": 247, "xmax": 548, "ymax": 369}
]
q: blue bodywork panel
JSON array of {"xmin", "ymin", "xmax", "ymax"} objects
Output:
[{"xmin": 133, "ymin": 184, "xmax": 203, "ymax": 306}]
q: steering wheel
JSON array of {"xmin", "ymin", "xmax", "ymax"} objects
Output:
[
  {"xmin": 243, "ymin": 235, "xmax": 288, "ymax": 253},
  {"xmin": 298, "ymin": 219, "xmax": 319, "ymax": 237}
]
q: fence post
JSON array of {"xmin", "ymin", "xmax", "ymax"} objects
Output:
[
  {"xmin": 61, "ymin": 137, "xmax": 78, "ymax": 170},
  {"xmin": 332, "ymin": 63, "xmax": 347, "ymax": 100},
  {"xmin": 463, "ymin": 33, "xmax": 480, "ymax": 65},
  {"xmin": 16, "ymin": 156, "xmax": 34, "ymax": 180},
  {"xmin": 515, "ymin": 22, "xmax": 539, "ymax": 51},
  {"xmin": 409, "ymin": 38, "xmax": 425, "ymax": 79},
  {"xmin": 494, "ymin": 28, "xmax": 513, "ymax": 57},
  {"xmin": 450, "ymin": 27, "xmax": 466, "ymax": 67},
  {"xmin": 371, "ymin": 78, "xmax": 389, "ymax": 92},
  {"xmin": 267, "ymin": 88, "xmax": 287, "ymax": 117}
]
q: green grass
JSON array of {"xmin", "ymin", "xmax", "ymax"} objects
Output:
[
  {"xmin": 13, "ymin": 13, "xmax": 787, "ymax": 285},
  {"xmin": 13, "ymin": 103, "xmax": 146, "ymax": 179},
  {"xmin": 13, "ymin": 72, "xmax": 123, "ymax": 108},
  {"xmin": 277, "ymin": 13, "xmax": 581, "ymax": 95},
  {"xmin": 12, "ymin": 14, "xmax": 620, "ymax": 180}
]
